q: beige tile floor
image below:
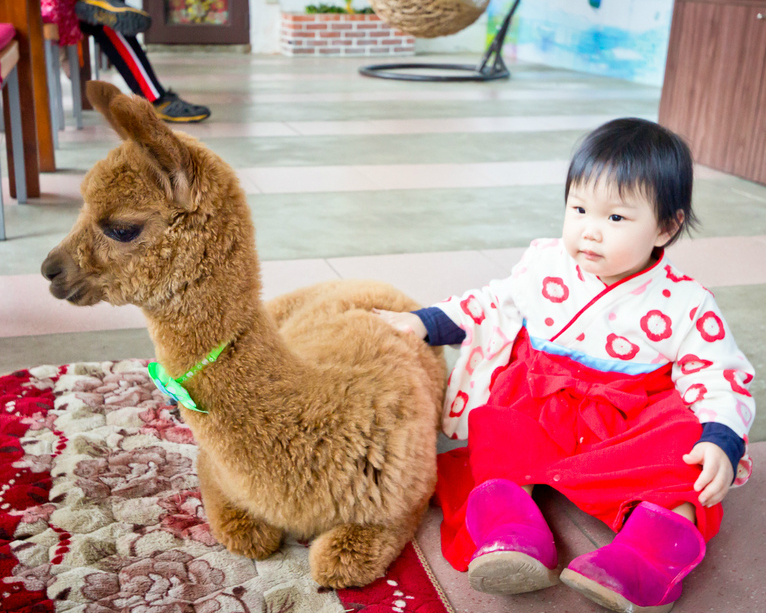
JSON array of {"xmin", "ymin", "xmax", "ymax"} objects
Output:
[{"xmin": 1, "ymin": 52, "xmax": 764, "ymax": 612}]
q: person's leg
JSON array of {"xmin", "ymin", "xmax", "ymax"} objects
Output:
[
  {"xmin": 75, "ymin": 0, "xmax": 152, "ymax": 37},
  {"xmin": 80, "ymin": 23, "xmax": 210, "ymax": 122},
  {"xmin": 81, "ymin": 22, "xmax": 164, "ymax": 101}
]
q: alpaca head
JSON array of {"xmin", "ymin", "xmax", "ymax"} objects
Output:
[{"xmin": 41, "ymin": 82, "xmax": 254, "ymax": 311}]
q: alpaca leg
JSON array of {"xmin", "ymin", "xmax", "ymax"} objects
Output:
[
  {"xmin": 197, "ymin": 450, "xmax": 282, "ymax": 559},
  {"xmin": 309, "ymin": 522, "xmax": 412, "ymax": 589}
]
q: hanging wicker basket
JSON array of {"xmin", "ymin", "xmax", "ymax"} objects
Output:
[{"xmin": 369, "ymin": 0, "xmax": 490, "ymax": 39}]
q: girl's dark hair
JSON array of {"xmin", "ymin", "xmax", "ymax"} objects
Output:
[{"xmin": 565, "ymin": 118, "xmax": 697, "ymax": 246}]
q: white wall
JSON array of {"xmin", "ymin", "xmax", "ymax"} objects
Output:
[
  {"xmin": 249, "ymin": 1, "xmax": 489, "ymax": 55},
  {"xmin": 249, "ymin": 0, "xmax": 282, "ymax": 53}
]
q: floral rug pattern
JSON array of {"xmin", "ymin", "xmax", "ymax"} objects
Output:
[{"xmin": 0, "ymin": 361, "xmax": 452, "ymax": 613}]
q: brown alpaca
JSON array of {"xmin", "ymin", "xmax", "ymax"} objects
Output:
[{"xmin": 41, "ymin": 82, "xmax": 446, "ymax": 588}]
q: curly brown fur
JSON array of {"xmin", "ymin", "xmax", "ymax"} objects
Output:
[{"xmin": 41, "ymin": 81, "xmax": 447, "ymax": 588}]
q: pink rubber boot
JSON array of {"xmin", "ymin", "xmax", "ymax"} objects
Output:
[
  {"xmin": 560, "ymin": 502, "xmax": 706, "ymax": 613},
  {"xmin": 465, "ymin": 478, "xmax": 559, "ymax": 594}
]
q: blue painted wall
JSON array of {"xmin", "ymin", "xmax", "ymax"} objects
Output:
[{"xmin": 488, "ymin": 0, "xmax": 674, "ymax": 86}]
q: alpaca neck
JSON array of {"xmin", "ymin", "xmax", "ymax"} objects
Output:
[{"xmin": 143, "ymin": 246, "xmax": 293, "ymax": 380}]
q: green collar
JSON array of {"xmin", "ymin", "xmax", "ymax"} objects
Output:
[{"xmin": 147, "ymin": 342, "xmax": 228, "ymax": 414}]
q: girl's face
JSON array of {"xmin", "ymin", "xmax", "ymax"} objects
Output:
[{"xmin": 562, "ymin": 179, "xmax": 676, "ymax": 286}]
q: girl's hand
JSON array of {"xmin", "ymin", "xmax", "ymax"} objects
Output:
[
  {"xmin": 372, "ymin": 309, "xmax": 428, "ymax": 340},
  {"xmin": 682, "ymin": 442, "xmax": 733, "ymax": 506}
]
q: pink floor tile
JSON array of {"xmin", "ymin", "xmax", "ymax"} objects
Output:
[
  {"xmin": 0, "ymin": 262, "xmax": 341, "ymax": 338},
  {"xmin": 356, "ymin": 163, "xmax": 499, "ymax": 191},
  {"xmin": 58, "ymin": 124, "xmax": 121, "ymax": 144},
  {"xmin": 0, "ymin": 274, "xmax": 147, "ymax": 338},
  {"xmin": 326, "ymin": 251, "xmax": 509, "ymax": 306},
  {"xmin": 260, "ymin": 259, "xmax": 340, "ymax": 301},
  {"xmin": 286, "ymin": 114, "xmax": 640, "ymax": 137},
  {"xmin": 667, "ymin": 236, "xmax": 766, "ymax": 287},
  {"xmin": 39, "ymin": 172, "xmax": 87, "ymax": 201},
  {"xmin": 198, "ymin": 87, "xmax": 658, "ymax": 105},
  {"xmin": 180, "ymin": 122, "xmax": 298, "ymax": 139},
  {"xmin": 479, "ymin": 247, "xmax": 528, "ymax": 274},
  {"xmin": 473, "ymin": 160, "xmax": 570, "ymax": 187},
  {"xmin": 694, "ymin": 165, "xmax": 732, "ymax": 181},
  {"xmin": 3, "ymin": 173, "xmax": 85, "ymax": 206},
  {"xmin": 241, "ymin": 166, "xmax": 377, "ymax": 194}
]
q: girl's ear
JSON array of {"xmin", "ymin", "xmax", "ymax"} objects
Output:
[{"xmin": 656, "ymin": 210, "xmax": 685, "ymax": 247}]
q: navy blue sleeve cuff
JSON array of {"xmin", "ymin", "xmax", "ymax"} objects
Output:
[
  {"xmin": 412, "ymin": 307, "xmax": 466, "ymax": 346},
  {"xmin": 697, "ymin": 422, "xmax": 745, "ymax": 481}
]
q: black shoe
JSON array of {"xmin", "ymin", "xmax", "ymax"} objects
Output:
[
  {"xmin": 152, "ymin": 90, "xmax": 211, "ymax": 124},
  {"xmin": 75, "ymin": 0, "xmax": 152, "ymax": 36}
]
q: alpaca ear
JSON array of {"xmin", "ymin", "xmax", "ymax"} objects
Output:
[
  {"xmin": 86, "ymin": 81, "xmax": 130, "ymax": 140},
  {"xmin": 90, "ymin": 82, "xmax": 194, "ymax": 209}
]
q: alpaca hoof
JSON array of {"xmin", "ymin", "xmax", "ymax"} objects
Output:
[
  {"xmin": 309, "ymin": 524, "xmax": 400, "ymax": 589},
  {"xmin": 210, "ymin": 510, "xmax": 282, "ymax": 560}
]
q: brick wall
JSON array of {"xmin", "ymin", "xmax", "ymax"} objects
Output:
[{"xmin": 280, "ymin": 12, "xmax": 415, "ymax": 57}]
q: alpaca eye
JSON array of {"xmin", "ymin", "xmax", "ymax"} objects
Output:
[{"xmin": 103, "ymin": 224, "xmax": 143, "ymax": 243}]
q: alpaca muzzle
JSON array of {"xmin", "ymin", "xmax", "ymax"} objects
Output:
[{"xmin": 41, "ymin": 248, "xmax": 101, "ymax": 305}]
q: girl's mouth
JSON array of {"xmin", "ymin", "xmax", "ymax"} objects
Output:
[{"xmin": 580, "ymin": 250, "xmax": 601, "ymax": 261}]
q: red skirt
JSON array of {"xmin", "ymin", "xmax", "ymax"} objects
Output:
[{"xmin": 435, "ymin": 330, "xmax": 723, "ymax": 571}]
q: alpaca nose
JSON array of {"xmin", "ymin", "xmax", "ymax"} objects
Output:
[{"xmin": 41, "ymin": 252, "xmax": 64, "ymax": 281}]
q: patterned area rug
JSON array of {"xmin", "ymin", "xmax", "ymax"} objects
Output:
[{"xmin": 0, "ymin": 362, "xmax": 454, "ymax": 613}]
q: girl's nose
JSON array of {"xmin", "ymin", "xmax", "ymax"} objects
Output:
[{"xmin": 582, "ymin": 224, "xmax": 601, "ymax": 241}]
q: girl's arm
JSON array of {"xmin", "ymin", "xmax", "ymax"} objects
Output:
[{"xmin": 672, "ymin": 291, "xmax": 756, "ymax": 493}]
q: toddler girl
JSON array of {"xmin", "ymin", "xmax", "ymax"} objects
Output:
[{"xmin": 376, "ymin": 118, "xmax": 755, "ymax": 613}]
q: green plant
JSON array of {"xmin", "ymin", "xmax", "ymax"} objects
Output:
[
  {"xmin": 306, "ymin": 4, "xmax": 344, "ymax": 13},
  {"xmin": 305, "ymin": 3, "xmax": 375, "ymax": 14}
]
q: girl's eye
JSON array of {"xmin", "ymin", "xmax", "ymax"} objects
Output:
[
  {"xmin": 103, "ymin": 225, "xmax": 143, "ymax": 243},
  {"xmin": 576, "ymin": 207, "xmax": 586, "ymax": 214},
  {"xmin": 609, "ymin": 214, "xmax": 623, "ymax": 222}
]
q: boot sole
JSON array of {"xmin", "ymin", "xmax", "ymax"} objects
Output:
[
  {"xmin": 560, "ymin": 568, "xmax": 675, "ymax": 613},
  {"xmin": 468, "ymin": 551, "xmax": 560, "ymax": 595},
  {"xmin": 75, "ymin": 2, "xmax": 152, "ymax": 37}
]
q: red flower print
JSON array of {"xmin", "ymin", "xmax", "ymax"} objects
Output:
[
  {"xmin": 678, "ymin": 354, "xmax": 713, "ymax": 374},
  {"xmin": 665, "ymin": 265, "xmax": 693, "ymax": 283},
  {"xmin": 683, "ymin": 383, "xmax": 707, "ymax": 405},
  {"xmin": 466, "ymin": 346, "xmax": 484, "ymax": 374},
  {"xmin": 724, "ymin": 369, "xmax": 753, "ymax": 397},
  {"xmin": 605, "ymin": 334, "xmax": 640, "ymax": 360},
  {"xmin": 689, "ymin": 307, "xmax": 697, "ymax": 320},
  {"xmin": 577, "ymin": 333, "xmax": 585, "ymax": 342},
  {"xmin": 696, "ymin": 311, "xmax": 725, "ymax": 342},
  {"xmin": 640, "ymin": 310, "xmax": 673, "ymax": 342},
  {"xmin": 576, "ymin": 265, "xmax": 584, "ymax": 281},
  {"xmin": 541, "ymin": 277, "xmax": 570, "ymax": 303},
  {"xmin": 461, "ymin": 295, "xmax": 486, "ymax": 325},
  {"xmin": 449, "ymin": 391, "xmax": 469, "ymax": 418}
]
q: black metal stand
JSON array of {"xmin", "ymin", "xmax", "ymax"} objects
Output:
[{"xmin": 359, "ymin": 0, "xmax": 521, "ymax": 82}]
